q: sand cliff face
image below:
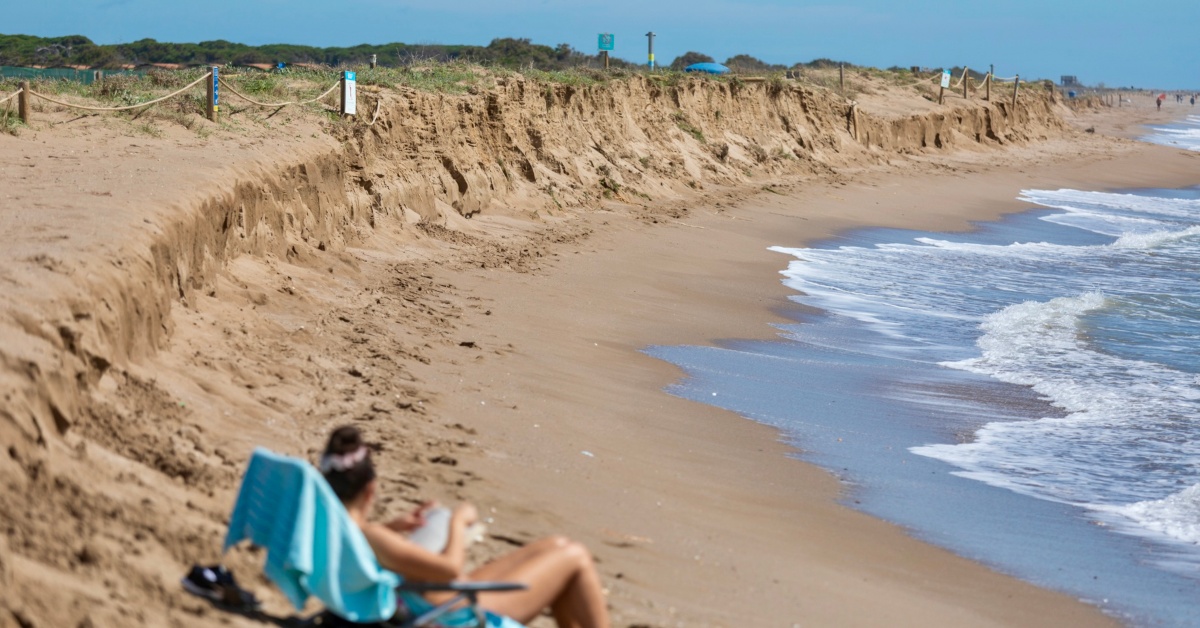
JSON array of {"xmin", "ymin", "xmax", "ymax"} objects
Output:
[
  {"xmin": 347, "ymin": 75, "xmax": 1067, "ymax": 222},
  {"xmin": 0, "ymin": 73, "xmax": 1070, "ymax": 625}
]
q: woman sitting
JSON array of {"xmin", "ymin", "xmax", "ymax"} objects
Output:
[{"xmin": 320, "ymin": 425, "xmax": 610, "ymax": 628}]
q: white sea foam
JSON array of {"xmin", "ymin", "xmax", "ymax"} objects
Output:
[
  {"xmin": 1111, "ymin": 225, "xmax": 1200, "ymax": 249},
  {"xmin": 1142, "ymin": 115, "xmax": 1200, "ymax": 151},
  {"xmin": 1114, "ymin": 484, "xmax": 1200, "ymax": 545},
  {"xmin": 942, "ymin": 291, "xmax": 1108, "ymax": 385},
  {"xmin": 1020, "ymin": 189, "xmax": 1200, "ymax": 220},
  {"xmin": 1042, "ymin": 210, "xmax": 1166, "ymax": 237}
]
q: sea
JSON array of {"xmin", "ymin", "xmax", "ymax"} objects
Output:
[{"xmin": 648, "ymin": 113, "xmax": 1200, "ymax": 626}]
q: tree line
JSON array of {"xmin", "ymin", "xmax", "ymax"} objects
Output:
[{"xmin": 0, "ymin": 33, "xmax": 851, "ymax": 74}]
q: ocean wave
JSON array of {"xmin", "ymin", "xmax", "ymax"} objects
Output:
[
  {"xmin": 1141, "ymin": 117, "xmax": 1200, "ymax": 152},
  {"xmin": 1021, "ymin": 189, "xmax": 1200, "ymax": 220},
  {"xmin": 940, "ymin": 292, "xmax": 1107, "ymax": 386},
  {"xmin": 766, "ymin": 182, "xmax": 1200, "ymax": 608},
  {"xmin": 1111, "ymin": 225, "xmax": 1200, "ymax": 249},
  {"xmin": 1041, "ymin": 210, "xmax": 1168, "ymax": 237},
  {"xmin": 1114, "ymin": 484, "xmax": 1200, "ymax": 545}
]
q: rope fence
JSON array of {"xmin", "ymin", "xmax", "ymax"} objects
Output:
[
  {"xmin": 3, "ymin": 66, "xmax": 359, "ymax": 125},
  {"xmin": 842, "ymin": 65, "xmax": 1032, "ymax": 144},
  {"xmin": 950, "ymin": 67, "xmax": 971, "ymax": 88},
  {"xmin": 890, "ymin": 73, "xmax": 941, "ymax": 89},
  {"xmin": 897, "ymin": 66, "xmax": 1023, "ymax": 106},
  {"xmin": 368, "ymin": 99, "xmax": 383, "ymax": 126},
  {"xmin": 27, "ymin": 73, "xmax": 211, "ymax": 112},
  {"xmin": 217, "ymin": 77, "xmax": 340, "ymax": 108},
  {"xmin": 3, "ymin": 60, "xmax": 1051, "ymax": 137},
  {"xmin": 829, "ymin": 65, "xmax": 1022, "ymax": 107}
]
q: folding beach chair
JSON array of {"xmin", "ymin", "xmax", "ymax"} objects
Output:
[{"xmin": 218, "ymin": 447, "xmax": 525, "ymax": 627}]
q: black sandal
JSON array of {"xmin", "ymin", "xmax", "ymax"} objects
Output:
[{"xmin": 181, "ymin": 564, "xmax": 262, "ymax": 611}]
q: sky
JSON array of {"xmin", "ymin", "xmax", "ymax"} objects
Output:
[{"xmin": 7, "ymin": 0, "xmax": 1199, "ymax": 89}]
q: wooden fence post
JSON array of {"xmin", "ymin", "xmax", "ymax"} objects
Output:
[
  {"xmin": 206, "ymin": 67, "xmax": 219, "ymax": 122},
  {"xmin": 964, "ymin": 73, "xmax": 970, "ymax": 99},
  {"xmin": 839, "ymin": 63, "xmax": 845, "ymax": 92},
  {"xmin": 1011, "ymin": 75, "xmax": 1020, "ymax": 108},
  {"xmin": 986, "ymin": 74, "xmax": 991, "ymax": 101},
  {"xmin": 18, "ymin": 81, "xmax": 30, "ymax": 124},
  {"xmin": 938, "ymin": 83, "xmax": 945, "ymax": 105}
]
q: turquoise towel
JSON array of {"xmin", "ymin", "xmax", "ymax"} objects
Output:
[{"xmin": 223, "ymin": 447, "xmax": 400, "ymax": 623}]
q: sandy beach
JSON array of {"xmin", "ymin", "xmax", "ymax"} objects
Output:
[{"xmin": 1, "ymin": 72, "xmax": 1197, "ymax": 627}]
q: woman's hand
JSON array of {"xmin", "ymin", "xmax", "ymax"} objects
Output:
[
  {"xmin": 386, "ymin": 501, "xmax": 438, "ymax": 533},
  {"xmin": 452, "ymin": 502, "xmax": 479, "ymax": 528}
]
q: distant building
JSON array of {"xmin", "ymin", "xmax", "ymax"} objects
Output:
[{"xmin": 1061, "ymin": 75, "xmax": 1079, "ymax": 86}]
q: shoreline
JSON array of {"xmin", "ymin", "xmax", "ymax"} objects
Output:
[{"xmin": 438, "ymin": 111, "xmax": 1199, "ymax": 625}]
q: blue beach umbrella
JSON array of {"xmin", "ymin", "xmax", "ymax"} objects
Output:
[{"xmin": 684, "ymin": 62, "xmax": 731, "ymax": 75}]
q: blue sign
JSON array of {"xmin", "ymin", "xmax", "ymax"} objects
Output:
[
  {"xmin": 212, "ymin": 66, "xmax": 219, "ymax": 110},
  {"xmin": 598, "ymin": 34, "xmax": 615, "ymax": 51},
  {"xmin": 345, "ymin": 71, "xmax": 356, "ymax": 81}
]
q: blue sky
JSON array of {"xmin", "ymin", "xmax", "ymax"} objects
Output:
[{"xmin": 7, "ymin": 0, "xmax": 1198, "ymax": 89}]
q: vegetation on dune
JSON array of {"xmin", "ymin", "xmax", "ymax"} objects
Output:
[
  {"xmin": 2, "ymin": 33, "xmax": 873, "ymax": 79},
  {"xmin": 0, "ymin": 33, "xmax": 640, "ymax": 71}
]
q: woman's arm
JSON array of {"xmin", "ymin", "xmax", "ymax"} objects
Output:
[{"xmin": 363, "ymin": 503, "xmax": 478, "ymax": 582}]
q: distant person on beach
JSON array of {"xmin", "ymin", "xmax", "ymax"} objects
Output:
[
  {"xmin": 322, "ymin": 425, "xmax": 610, "ymax": 628},
  {"xmin": 1191, "ymin": 95, "xmax": 1195, "ymax": 106},
  {"xmin": 1157, "ymin": 95, "xmax": 1163, "ymax": 111}
]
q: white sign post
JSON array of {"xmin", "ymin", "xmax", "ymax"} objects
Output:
[
  {"xmin": 938, "ymin": 68, "xmax": 951, "ymax": 104},
  {"xmin": 341, "ymin": 71, "xmax": 357, "ymax": 116}
]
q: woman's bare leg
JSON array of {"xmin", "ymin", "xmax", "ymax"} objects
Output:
[{"xmin": 468, "ymin": 535, "xmax": 608, "ymax": 628}]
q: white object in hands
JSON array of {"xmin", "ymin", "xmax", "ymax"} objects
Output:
[{"xmin": 407, "ymin": 507, "xmax": 487, "ymax": 553}]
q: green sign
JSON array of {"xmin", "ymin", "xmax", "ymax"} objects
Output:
[{"xmin": 598, "ymin": 33, "xmax": 615, "ymax": 51}]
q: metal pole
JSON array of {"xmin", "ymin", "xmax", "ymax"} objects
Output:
[
  {"xmin": 1012, "ymin": 74, "xmax": 1020, "ymax": 108},
  {"xmin": 18, "ymin": 81, "xmax": 30, "ymax": 124},
  {"xmin": 839, "ymin": 63, "xmax": 845, "ymax": 92},
  {"xmin": 645, "ymin": 32, "xmax": 655, "ymax": 69}
]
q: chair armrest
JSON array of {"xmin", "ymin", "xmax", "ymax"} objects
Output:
[{"xmin": 398, "ymin": 581, "xmax": 527, "ymax": 593}]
